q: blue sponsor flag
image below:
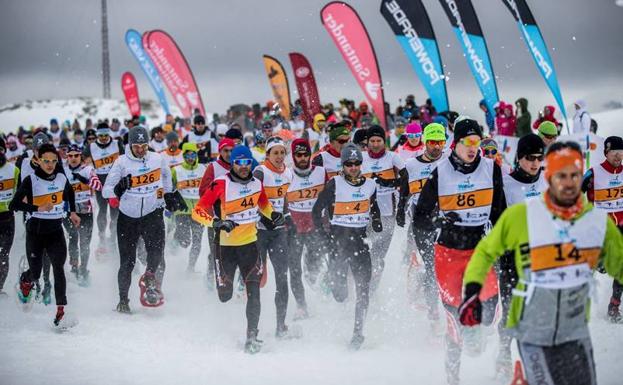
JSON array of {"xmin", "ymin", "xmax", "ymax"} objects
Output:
[
  {"xmin": 501, "ymin": 0, "xmax": 568, "ymax": 130},
  {"xmin": 438, "ymin": 0, "xmax": 499, "ymax": 115},
  {"xmin": 381, "ymin": 0, "xmax": 449, "ymax": 112},
  {"xmin": 125, "ymin": 29, "xmax": 170, "ymax": 115}
]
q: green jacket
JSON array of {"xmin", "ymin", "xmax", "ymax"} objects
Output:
[
  {"xmin": 171, "ymin": 160, "xmax": 200, "ymax": 216},
  {"xmin": 515, "ymin": 98, "xmax": 532, "ymax": 138},
  {"xmin": 464, "ymin": 198, "xmax": 623, "ymax": 343}
]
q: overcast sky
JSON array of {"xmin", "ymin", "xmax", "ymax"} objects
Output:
[{"xmin": 1, "ymin": 0, "xmax": 622, "ymax": 118}]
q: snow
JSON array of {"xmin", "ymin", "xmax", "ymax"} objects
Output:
[{"xmin": 1, "ymin": 221, "xmax": 622, "ymax": 385}]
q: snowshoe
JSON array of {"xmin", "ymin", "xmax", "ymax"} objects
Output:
[
  {"xmin": 349, "ymin": 333, "xmax": 365, "ymax": 351},
  {"xmin": 41, "ymin": 282, "xmax": 52, "ymax": 306},
  {"xmin": 509, "ymin": 361, "xmax": 528, "ymax": 385},
  {"xmin": 244, "ymin": 329, "xmax": 263, "ymax": 354},
  {"xmin": 52, "ymin": 306, "xmax": 78, "ymax": 331},
  {"xmin": 275, "ymin": 324, "xmax": 303, "ymax": 340},
  {"xmin": 15, "ymin": 279, "xmax": 34, "ymax": 312},
  {"xmin": 138, "ymin": 273, "xmax": 164, "ymax": 307},
  {"xmin": 116, "ymin": 300, "xmax": 131, "ymax": 314},
  {"xmin": 607, "ymin": 299, "xmax": 622, "ymax": 324}
]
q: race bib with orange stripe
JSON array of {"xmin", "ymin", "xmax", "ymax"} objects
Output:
[
  {"xmin": 530, "ymin": 243, "xmax": 601, "ymax": 272},
  {"xmin": 93, "ymin": 153, "xmax": 119, "ymax": 170},
  {"xmin": 592, "ymin": 164, "xmax": 623, "ymax": 212},
  {"xmin": 438, "ymin": 188, "xmax": 493, "ymax": 211},
  {"xmin": 33, "ymin": 191, "xmax": 63, "ymax": 206},
  {"xmin": 334, "ymin": 200, "xmax": 370, "ymax": 215},
  {"xmin": 131, "ymin": 169, "xmax": 161, "ymax": 188},
  {"xmin": 330, "ymin": 176, "xmax": 377, "ymax": 228}
]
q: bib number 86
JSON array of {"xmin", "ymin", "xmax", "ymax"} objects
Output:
[{"xmin": 456, "ymin": 193, "xmax": 475, "ymax": 207}]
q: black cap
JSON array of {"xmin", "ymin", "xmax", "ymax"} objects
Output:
[
  {"xmin": 367, "ymin": 125, "xmax": 385, "ymax": 140},
  {"xmin": 193, "ymin": 115, "xmax": 206, "ymax": 125},
  {"xmin": 604, "ymin": 136, "xmax": 623, "ymax": 153},
  {"xmin": 353, "ymin": 128, "xmax": 368, "ymax": 145},
  {"xmin": 225, "ymin": 128, "xmax": 243, "ymax": 140},
  {"xmin": 453, "ymin": 119, "xmax": 482, "ymax": 144},
  {"xmin": 516, "ymin": 133, "xmax": 545, "ymax": 160}
]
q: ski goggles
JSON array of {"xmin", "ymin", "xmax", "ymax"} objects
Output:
[
  {"xmin": 459, "ymin": 137, "xmax": 481, "ymax": 147},
  {"xmin": 483, "ymin": 148, "xmax": 498, "ymax": 156},
  {"xmin": 183, "ymin": 152, "xmax": 198, "ymax": 160},
  {"xmin": 406, "ymin": 133, "xmax": 422, "ymax": 139},
  {"xmin": 343, "ymin": 160, "xmax": 362, "ymax": 167},
  {"xmin": 40, "ymin": 158, "xmax": 58, "ymax": 165},
  {"xmin": 426, "ymin": 140, "xmax": 446, "ymax": 147},
  {"xmin": 524, "ymin": 154, "xmax": 544, "ymax": 162},
  {"xmin": 541, "ymin": 133, "xmax": 557, "ymax": 140},
  {"xmin": 233, "ymin": 158, "xmax": 253, "ymax": 167}
]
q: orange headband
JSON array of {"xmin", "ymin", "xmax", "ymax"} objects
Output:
[{"xmin": 544, "ymin": 148, "xmax": 583, "ymax": 180}]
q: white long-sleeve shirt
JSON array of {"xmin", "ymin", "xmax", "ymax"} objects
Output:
[{"xmin": 103, "ymin": 150, "xmax": 173, "ymax": 218}]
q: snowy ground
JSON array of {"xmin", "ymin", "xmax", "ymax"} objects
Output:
[{"xmin": 0, "ymin": 219, "xmax": 621, "ymax": 385}]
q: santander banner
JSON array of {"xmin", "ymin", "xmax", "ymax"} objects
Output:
[
  {"xmin": 143, "ymin": 30, "xmax": 205, "ymax": 118},
  {"xmin": 289, "ymin": 52, "xmax": 322, "ymax": 127},
  {"xmin": 321, "ymin": 2, "xmax": 387, "ymax": 129},
  {"xmin": 121, "ymin": 72, "xmax": 141, "ymax": 116}
]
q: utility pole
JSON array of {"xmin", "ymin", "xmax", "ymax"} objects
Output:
[{"xmin": 101, "ymin": 0, "xmax": 111, "ymax": 98}]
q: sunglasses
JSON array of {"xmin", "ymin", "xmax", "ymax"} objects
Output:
[
  {"xmin": 524, "ymin": 154, "xmax": 544, "ymax": 162},
  {"xmin": 542, "ymin": 133, "xmax": 557, "ymax": 140},
  {"xmin": 67, "ymin": 153, "xmax": 81, "ymax": 159},
  {"xmin": 184, "ymin": 152, "xmax": 197, "ymax": 158},
  {"xmin": 407, "ymin": 133, "xmax": 422, "ymax": 139},
  {"xmin": 484, "ymin": 148, "xmax": 498, "ymax": 156},
  {"xmin": 41, "ymin": 158, "xmax": 58, "ymax": 165},
  {"xmin": 460, "ymin": 137, "xmax": 481, "ymax": 147},
  {"xmin": 294, "ymin": 152, "xmax": 310, "ymax": 158},
  {"xmin": 233, "ymin": 158, "xmax": 252, "ymax": 166},
  {"xmin": 337, "ymin": 138, "xmax": 349, "ymax": 144},
  {"xmin": 427, "ymin": 140, "xmax": 446, "ymax": 146},
  {"xmin": 343, "ymin": 161, "xmax": 362, "ymax": 167}
]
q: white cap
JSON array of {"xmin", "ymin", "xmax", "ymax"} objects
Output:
[{"xmin": 216, "ymin": 123, "xmax": 228, "ymax": 136}]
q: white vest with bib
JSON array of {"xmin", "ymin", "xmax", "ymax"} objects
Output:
[
  {"xmin": 592, "ymin": 164, "xmax": 623, "ymax": 213},
  {"xmin": 503, "ymin": 173, "xmax": 547, "ymax": 207},
  {"xmin": 330, "ymin": 176, "xmax": 377, "ymax": 228},
  {"xmin": 174, "ymin": 164, "xmax": 207, "ymax": 200},
  {"xmin": 287, "ymin": 166, "xmax": 326, "ymax": 213},
  {"xmin": 31, "ymin": 173, "xmax": 67, "ymax": 220}
]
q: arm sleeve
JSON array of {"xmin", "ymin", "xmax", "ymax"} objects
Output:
[
  {"xmin": 601, "ymin": 216, "xmax": 623, "ymax": 283},
  {"xmin": 463, "ymin": 206, "xmax": 515, "ymax": 285},
  {"xmin": 312, "ymin": 178, "xmax": 335, "ymax": 228},
  {"xmin": 413, "ymin": 168, "xmax": 439, "ymax": 232},
  {"xmin": 63, "ymin": 178, "xmax": 77, "ymax": 212},
  {"xmin": 257, "ymin": 186, "xmax": 274, "ymax": 219},
  {"xmin": 198, "ymin": 164, "xmax": 215, "ymax": 198},
  {"xmin": 161, "ymin": 156, "xmax": 174, "ymax": 193},
  {"xmin": 192, "ymin": 179, "xmax": 225, "ymax": 226},
  {"xmin": 489, "ymin": 163, "xmax": 507, "ymax": 226},
  {"xmin": 9, "ymin": 176, "xmax": 37, "ymax": 213},
  {"xmin": 370, "ymin": 189, "xmax": 381, "ymax": 223},
  {"xmin": 102, "ymin": 159, "xmax": 122, "ymax": 199}
]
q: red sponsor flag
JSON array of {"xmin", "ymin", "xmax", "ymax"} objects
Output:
[
  {"xmin": 121, "ymin": 72, "xmax": 141, "ymax": 117},
  {"xmin": 289, "ymin": 52, "xmax": 322, "ymax": 127},
  {"xmin": 143, "ymin": 30, "xmax": 205, "ymax": 118},
  {"xmin": 321, "ymin": 1, "xmax": 387, "ymax": 129}
]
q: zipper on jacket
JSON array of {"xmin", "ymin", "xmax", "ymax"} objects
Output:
[{"xmin": 552, "ymin": 289, "xmax": 562, "ymax": 345}]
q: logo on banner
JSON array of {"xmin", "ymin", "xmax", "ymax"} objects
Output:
[
  {"xmin": 268, "ymin": 66, "xmax": 279, "ymax": 79},
  {"xmin": 365, "ymin": 82, "xmax": 381, "ymax": 100},
  {"xmin": 176, "ymin": 94, "xmax": 188, "ymax": 109},
  {"xmin": 323, "ymin": 13, "xmax": 372, "ymax": 81},
  {"xmin": 295, "ymin": 67, "xmax": 310, "ymax": 78},
  {"xmin": 187, "ymin": 92, "xmax": 199, "ymax": 106}
]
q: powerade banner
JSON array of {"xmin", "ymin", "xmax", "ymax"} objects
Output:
[
  {"xmin": 438, "ymin": 0, "xmax": 498, "ymax": 115},
  {"xmin": 501, "ymin": 0, "xmax": 568, "ymax": 128},
  {"xmin": 321, "ymin": 1, "xmax": 387, "ymax": 129},
  {"xmin": 289, "ymin": 52, "xmax": 322, "ymax": 126},
  {"xmin": 125, "ymin": 29, "xmax": 170, "ymax": 115},
  {"xmin": 121, "ymin": 72, "xmax": 141, "ymax": 117},
  {"xmin": 380, "ymin": 0, "xmax": 449, "ymax": 112},
  {"xmin": 262, "ymin": 55, "xmax": 292, "ymax": 120},
  {"xmin": 143, "ymin": 30, "xmax": 205, "ymax": 118}
]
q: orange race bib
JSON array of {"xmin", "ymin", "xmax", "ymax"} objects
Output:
[
  {"xmin": 94, "ymin": 153, "xmax": 119, "ymax": 169},
  {"xmin": 223, "ymin": 192, "xmax": 261, "ymax": 216},
  {"xmin": 530, "ymin": 243, "xmax": 601, "ymax": 272},
  {"xmin": 33, "ymin": 191, "xmax": 63, "ymax": 206},
  {"xmin": 177, "ymin": 178, "xmax": 201, "ymax": 190},
  {"xmin": 72, "ymin": 182, "xmax": 90, "ymax": 193},
  {"xmin": 287, "ymin": 185, "xmax": 324, "ymax": 202},
  {"xmin": 594, "ymin": 187, "xmax": 623, "ymax": 202},
  {"xmin": 363, "ymin": 169, "xmax": 396, "ymax": 180},
  {"xmin": 409, "ymin": 178, "xmax": 427, "ymax": 194},
  {"xmin": 333, "ymin": 200, "xmax": 370, "ymax": 215},
  {"xmin": 131, "ymin": 169, "xmax": 161, "ymax": 188},
  {"xmin": 264, "ymin": 184, "xmax": 290, "ymax": 200},
  {"xmin": 0, "ymin": 178, "xmax": 15, "ymax": 191},
  {"xmin": 439, "ymin": 188, "xmax": 493, "ymax": 211}
]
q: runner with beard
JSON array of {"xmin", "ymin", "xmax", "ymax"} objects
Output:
[
  {"xmin": 460, "ymin": 141, "xmax": 623, "ymax": 385},
  {"xmin": 582, "ymin": 135, "xmax": 623, "ymax": 323},
  {"xmin": 11, "ymin": 143, "xmax": 80, "ymax": 327},
  {"xmin": 286, "ymin": 138, "xmax": 328, "ymax": 319},
  {"xmin": 254, "ymin": 137, "xmax": 297, "ymax": 338},
  {"xmin": 192, "ymin": 145, "xmax": 282, "ymax": 354},
  {"xmin": 198, "ymin": 138, "xmax": 234, "ymax": 287},
  {"xmin": 414, "ymin": 118, "xmax": 506, "ymax": 385},
  {"xmin": 182, "ymin": 115, "xmax": 213, "ymax": 164},
  {"xmin": 361, "ymin": 125, "xmax": 407, "ymax": 293},
  {"xmin": 63, "ymin": 144, "xmax": 102, "ymax": 286},
  {"xmin": 82, "ymin": 123, "xmax": 124, "ymax": 249},
  {"xmin": 312, "ymin": 143, "xmax": 382, "ymax": 350},
  {"xmin": 311, "ymin": 121, "xmax": 351, "ymax": 178},
  {"xmin": 0, "ymin": 138, "xmax": 19, "ymax": 296},
  {"xmin": 161, "ymin": 132, "xmax": 184, "ymax": 169},
  {"xmin": 396, "ymin": 123, "xmax": 446, "ymax": 332}
]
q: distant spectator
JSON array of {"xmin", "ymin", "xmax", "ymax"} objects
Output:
[
  {"xmin": 514, "ymin": 98, "xmax": 532, "ymax": 138},
  {"xmin": 532, "ymin": 105, "xmax": 559, "ymax": 132},
  {"xmin": 495, "ymin": 102, "xmax": 517, "ymax": 136},
  {"xmin": 573, "ymin": 99, "xmax": 592, "ymax": 135},
  {"xmin": 479, "ymin": 99, "xmax": 495, "ymax": 134}
]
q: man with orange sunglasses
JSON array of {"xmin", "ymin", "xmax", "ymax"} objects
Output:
[{"xmin": 413, "ymin": 118, "xmax": 506, "ymax": 385}]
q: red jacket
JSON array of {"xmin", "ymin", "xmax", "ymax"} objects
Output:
[
  {"xmin": 198, "ymin": 158, "xmax": 230, "ymax": 197},
  {"xmin": 532, "ymin": 105, "xmax": 559, "ymax": 130}
]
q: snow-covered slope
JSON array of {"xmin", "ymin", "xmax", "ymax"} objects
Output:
[{"xmin": 0, "ymin": 98, "xmax": 180, "ymax": 133}]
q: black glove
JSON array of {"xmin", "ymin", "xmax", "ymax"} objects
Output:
[
  {"xmin": 213, "ymin": 218, "xmax": 239, "ymax": 233},
  {"xmin": 72, "ymin": 172, "xmax": 89, "ymax": 184},
  {"xmin": 164, "ymin": 191, "xmax": 188, "ymax": 212},
  {"xmin": 271, "ymin": 211, "xmax": 285, "ymax": 228},
  {"xmin": 372, "ymin": 218, "xmax": 383, "ymax": 233},
  {"xmin": 114, "ymin": 174, "xmax": 132, "ymax": 198},
  {"xmin": 459, "ymin": 283, "xmax": 483, "ymax": 326},
  {"xmin": 396, "ymin": 209, "xmax": 406, "ymax": 228},
  {"xmin": 433, "ymin": 211, "xmax": 461, "ymax": 229}
]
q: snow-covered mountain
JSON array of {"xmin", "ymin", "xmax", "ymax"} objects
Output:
[{"xmin": 0, "ymin": 98, "xmax": 180, "ymax": 133}]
